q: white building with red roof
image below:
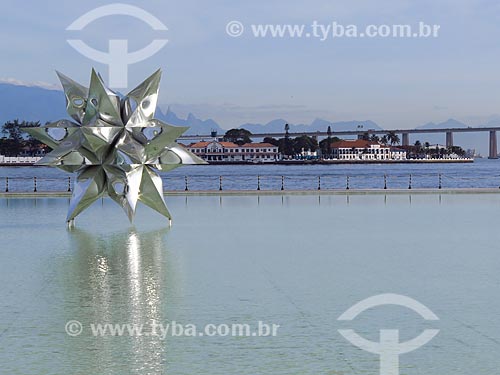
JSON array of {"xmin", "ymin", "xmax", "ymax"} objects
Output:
[
  {"xmin": 331, "ymin": 140, "xmax": 394, "ymax": 160},
  {"xmin": 187, "ymin": 140, "xmax": 280, "ymax": 163}
]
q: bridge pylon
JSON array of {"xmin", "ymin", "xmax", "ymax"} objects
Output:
[
  {"xmin": 446, "ymin": 132, "xmax": 454, "ymax": 148},
  {"xmin": 489, "ymin": 131, "xmax": 498, "ymax": 159}
]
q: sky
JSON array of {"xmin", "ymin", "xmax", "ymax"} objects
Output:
[{"xmin": 1, "ymin": 0, "xmax": 500, "ymax": 129}]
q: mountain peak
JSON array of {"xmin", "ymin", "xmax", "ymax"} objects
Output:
[
  {"xmin": 442, "ymin": 118, "xmax": 467, "ymax": 127},
  {"xmin": 0, "ymin": 78, "xmax": 60, "ymax": 91},
  {"xmin": 417, "ymin": 118, "xmax": 467, "ymax": 130}
]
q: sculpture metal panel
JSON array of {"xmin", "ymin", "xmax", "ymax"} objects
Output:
[{"xmin": 25, "ymin": 69, "xmax": 206, "ymax": 224}]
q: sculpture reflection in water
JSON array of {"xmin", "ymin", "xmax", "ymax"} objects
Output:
[
  {"xmin": 64, "ymin": 228, "xmax": 174, "ymax": 373},
  {"xmin": 25, "ymin": 69, "xmax": 206, "ymax": 226}
]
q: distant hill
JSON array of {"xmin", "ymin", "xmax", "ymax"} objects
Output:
[
  {"xmin": 0, "ymin": 81, "xmax": 492, "ymax": 154},
  {"xmin": 0, "ymin": 82, "xmax": 225, "ymax": 135},
  {"xmin": 0, "ymin": 82, "xmax": 383, "ymax": 136},
  {"xmin": 414, "ymin": 118, "xmax": 488, "ymax": 155},
  {"xmin": 0, "ymin": 83, "xmax": 67, "ymax": 124},
  {"xmin": 240, "ymin": 118, "xmax": 383, "ymax": 134},
  {"xmin": 417, "ymin": 118, "xmax": 469, "ymax": 130},
  {"xmin": 156, "ymin": 109, "xmax": 225, "ymax": 135}
]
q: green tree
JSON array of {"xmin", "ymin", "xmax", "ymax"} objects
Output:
[
  {"xmin": 0, "ymin": 138, "xmax": 18, "ymax": 156},
  {"xmin": 223, "ymin": 128, "xmax": 252, "ymax": 145},
  {"xmin": 360, "ymin": 132, "xmax": 370, "ymax": 141},
  {"xmin": 387, "ymin": 131, "xmax": 400, "ymax": 146},
  {"xmin": 263, "ymin": 137, "xmax": 279, "ymax": 146},
  {"xmin": 282, "ymin": 123, "xmax": 294, "ymax": 156},
  {"xmin": 326, "ymin": 125, "xmax": 332, "ymax": 156},
  {"xmin": 414, "ymin": 140, "xmax": 422, "ymax": 153},
  {"xmin": 319, "ymin": 136, "xmax": 341, "ymax": 157},
  {"xmin": 292, "ymin": 135, "xmax": 318, "ymax": 154},
  {"xmin": 448, "ymin": 146, "xmax": 466, "ymax": 157},
  {"xmin": 2, "ymin": 119, "xmax": 24, "ymax": 142},
  {"xmin": 1, "ymin": 120, "xmax": 42, "ymax": 156}
]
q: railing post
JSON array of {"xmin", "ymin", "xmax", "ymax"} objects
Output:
[
  {"xmin": 318, "ymin": 176, "xmax": 321, "ymax": 191},
  {"xmin": 346, "ymin": 176, "xmax": 350, "ymax": 190},
  {"xmin": 219, "ymin": 176, "xmax": 222, "ymax": 191},
  {"xmin": 408, "ymin": 174, "xmax": 412, "ymax": 190},
  {"xmin": 67, "ymin": 176, "xmax": 71, "ymax": 192},
  {"xmin": 34, "ymin": 177, "xmax": 37, "ymax": 192},
  {"xmin": 5, "ymin": 177, "xmax": 8, "ymax": 193},
  {"xmin": 257, "ymin": 175, "xmax": 260, "ymax": 191},
  {"xmin": 184, "ymin": 176, "xmax": 189, "ymax": 191},
  {"xmin": 438, "ymin": 173, "xmax": 442, "ymax": 189},
  {"xmin": 281, "ymin": 176, "xmax": 284, "ymax": 191},
  {"xmin": 384, "ymin": 174, "xmax": 387, "ymax": 190}
]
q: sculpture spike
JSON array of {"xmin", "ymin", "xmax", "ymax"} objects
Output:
[{"xmin": 56, "ymin": 71, "xmax": 88, "ymax": 124}]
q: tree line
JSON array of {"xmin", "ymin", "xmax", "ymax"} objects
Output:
[
  {"xmin": 0, "ymin": 120, "xmax": 46, "ymax": 156},
  {"xmin": 223, "ymin": 127, "xmax": 466, "ymax": 158},
  {"xmin": 0, "ymin": 120, "xmax": 466, "ymax": 158},
  {"xmin": 223, "ymin": 127, "xmax": 403, "ymax": 157},
  {"xmin": 222, "ymin": 127, "xmax": 331, "ymax": 156}
]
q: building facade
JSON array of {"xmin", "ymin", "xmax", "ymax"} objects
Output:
[
  {"xmin": 390, "ymin": 148, "xmax": 407, "ymax": 160},
  {"xmin": 187, "ymin": 141, "xmax": 280, "ymax": 163},
  {"xmin": 330, "ymin": 140, "xmax": 393, "ymax": 160},
  {"xmin": 0, "ymin": 155, "xmax": 42, "ymax": 164}
]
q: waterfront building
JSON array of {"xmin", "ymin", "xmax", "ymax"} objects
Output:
[
  {"xmin": 330, "ymin": 140, "xmax": 394, "ymax": 160},
  {"xmin": 187, "ymin": 140, "xmax": 280, "ymax": 163},
  {"xmin": 0, "ymin": 155, "xmax": 42, "ymax": 164},
  {"xmin": 298, "ymin": 149, "xmax": 319, "ymax": 159},
  {"xmin": 390, "ymin": 148, "xmax": 407, "ymax": 160}
]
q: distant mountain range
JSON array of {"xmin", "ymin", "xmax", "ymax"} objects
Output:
[
  {"xmin": 238, "ymin": 118, "xmax": 383, "ymax": 134},
  {"xmin": 0, "ymin": 82, "xmax": 492, "ymax": 154},
  {"xmin": 0, "ymin": 82, "xmax": 382, "ymax": 135},
  {"xmin": 414, "ymin": 118, "xmax": 489, "ymax": 155},
  {"xmin": 0, "ymin": 83, "xmax": 68, "ymax": 124}
]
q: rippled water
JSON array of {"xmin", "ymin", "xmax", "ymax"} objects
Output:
[
  {"xmin": 1, "ymin": 194, "xmax": 500, "ymax": 374},
  {"xmin": 1, "ymin": 158, "xmax": 500, "ymax": 191}
]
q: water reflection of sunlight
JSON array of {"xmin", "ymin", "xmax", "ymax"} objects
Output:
[
  {"xmin": 96, "ymin": 255, "xmax": 109, "ymax": 274},
  {"xmin": 127, "ymin": 231, "xmax": 141, "ymax": 301},
  {"xmin": 65, "ymin": 227, "xmax": 171, "ymax": 374}
]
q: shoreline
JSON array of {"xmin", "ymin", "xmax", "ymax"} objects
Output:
[
  {"xmin": 0, "ymin": 158, "xmax": 475, "ymax": 167},
  {"xmin": 201, "ymin": 158, "xmax": 474, "ymax": 165},
  {"xmin": 276, "ymin": 159, "xmax": 474, "ymax": 165}
]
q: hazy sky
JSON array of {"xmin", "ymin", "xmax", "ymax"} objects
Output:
[{"xmin": 1, "ymin": 0, "xmax": 500, "ymax": 129}]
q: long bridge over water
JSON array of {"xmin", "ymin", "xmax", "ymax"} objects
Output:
[{"xmin": 177, "ymin": 126, "xmax": 500, "ymax": 159}]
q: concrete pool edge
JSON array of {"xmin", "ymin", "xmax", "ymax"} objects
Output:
[{"xmin": 1, "ymin": 188, "xmax": 500, "ymax": 198}]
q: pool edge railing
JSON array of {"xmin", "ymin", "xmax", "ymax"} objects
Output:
[{"xmin": 1, "ymin": 187, "xmax": 500, "ymax": 198}]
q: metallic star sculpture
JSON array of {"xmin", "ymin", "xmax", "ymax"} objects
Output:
[{"xmin": 25, "ymin": 69, "xmax": 206, "ymax": 224}]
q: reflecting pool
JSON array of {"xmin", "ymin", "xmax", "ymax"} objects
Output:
[{"xmin": 1, "ymin": 194, "xmax": 500, "ymax": 374}]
